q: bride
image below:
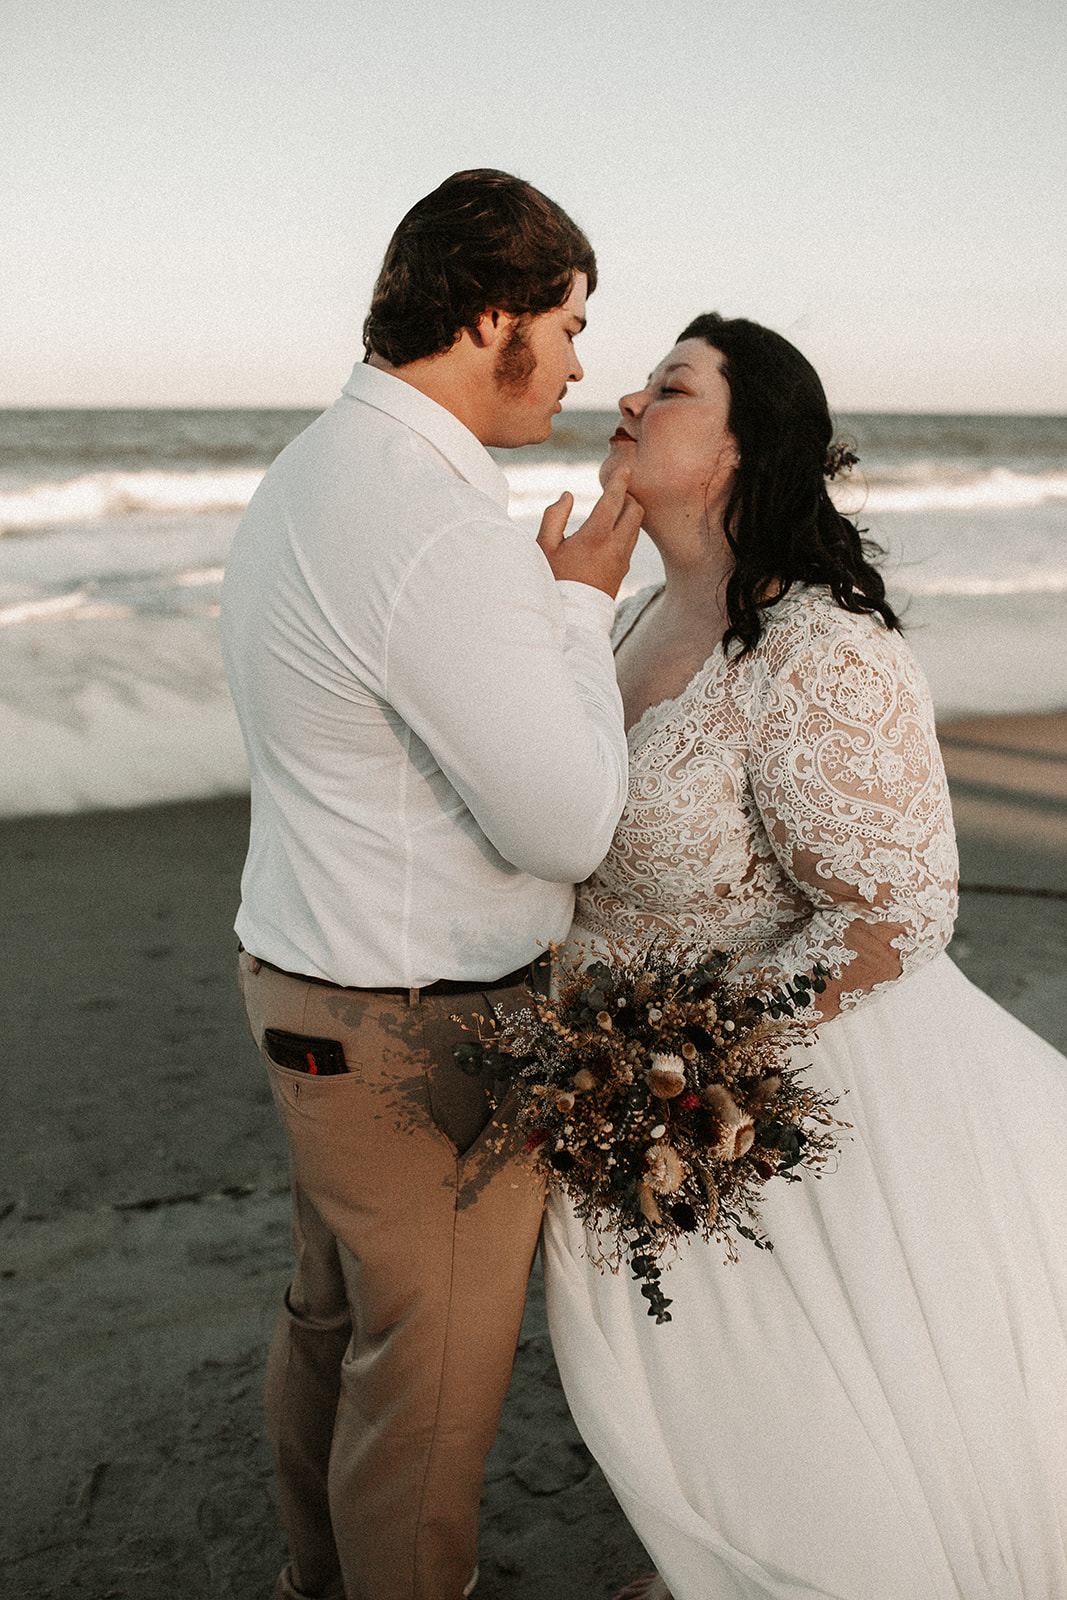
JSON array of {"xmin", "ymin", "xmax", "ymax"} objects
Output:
[{"xmin": 541, "ymin": 314, "xmax": 1067, "ymax": 1600}]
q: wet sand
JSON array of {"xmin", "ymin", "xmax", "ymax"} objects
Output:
[{"xmin": 2, "ymin": 713, "xmax": 1065, "ymax": 1599}]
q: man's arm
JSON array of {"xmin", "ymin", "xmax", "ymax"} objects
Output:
[{"xmin": 381, "ymin": 506, "xmax": 633, "ymax": 884}]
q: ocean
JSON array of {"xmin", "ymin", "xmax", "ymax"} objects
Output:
[{"xmin": 2, "ymin": 407, "xmax": 1066, "ymax": 819}]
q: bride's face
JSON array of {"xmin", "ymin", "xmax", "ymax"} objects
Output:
[{"xmin": 600, "ymin": 339, "xmax": 738, "ymax": 530}]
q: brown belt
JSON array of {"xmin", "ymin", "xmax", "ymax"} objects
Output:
[{"xmin": 240, "ymin": 944, "xmax": 536, "ymax": 1004}]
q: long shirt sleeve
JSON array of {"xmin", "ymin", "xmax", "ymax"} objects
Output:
[{"xmin": 381, "ymin": 523, "xmax": 626, "ymax": 884}]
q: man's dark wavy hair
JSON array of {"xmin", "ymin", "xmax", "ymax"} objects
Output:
[
  {"xmin": 678, "ymin": 313, "xmax": 900, "ymax": 657},
  {"xmin": 362, "ymin": 170, "xmax": 597, "ymax": 367}
]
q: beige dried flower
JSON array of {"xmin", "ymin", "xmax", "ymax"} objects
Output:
[
  {"xmin": 637, "ymin": 1181, "xmax": 663, "ymax": 1225},
  {"xmin": 700, "ymin": 1169, "xmax": 721, "ymax": 1227},
  {"xmin": 573, "ymin": 1069, "xmax": 596, "ymax": 1092},
  {"xmin": 751, "ymin": 1073, "xmax": 782, "ymax": 1109},
  {"xmin": 645, "ymin": 1142, "xmax": 687, "ymax": 1195},
  {"xmin": 648, "ymin": 1069, "xmax": 686, "ymax": 1099},
  {"xmin": 647, "ymin": 1052, "xmax": 686, "ymax": 1099},
  {"xmin": 701, "ymin": 1083, "xmax": 756, "ymax": 1161}
]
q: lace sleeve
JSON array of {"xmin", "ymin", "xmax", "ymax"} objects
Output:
[{"xmin": 749, "ymin": 613, "xmax": 958, "ymax": 1021}]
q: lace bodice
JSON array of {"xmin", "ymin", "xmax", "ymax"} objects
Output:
[{"xmin": 574, "ymin": 586, "xmax": 959, "ymax": 1018}]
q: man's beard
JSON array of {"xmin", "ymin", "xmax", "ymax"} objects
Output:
[{"xmin": 493, "ymin": 318, "xmax": 536, "ymax": 393}]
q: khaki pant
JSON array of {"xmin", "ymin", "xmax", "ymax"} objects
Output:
[{"xmin": 238, "ymin": 952, "xmax": 546, "ymax": 1600}]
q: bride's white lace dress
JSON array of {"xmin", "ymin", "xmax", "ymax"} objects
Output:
[{"xmin": 542, "ymin": 586, "xmax": 1067, "ymax": 1600}]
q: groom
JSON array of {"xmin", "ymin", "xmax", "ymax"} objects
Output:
[{"xmin": 221, "ymin": 169, "xmax": 640, "ymax": 1600}]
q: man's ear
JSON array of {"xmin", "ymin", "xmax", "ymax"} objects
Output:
[{"xmin": 469, "ymin": 308, "xmax": 507, "ymax": 349}]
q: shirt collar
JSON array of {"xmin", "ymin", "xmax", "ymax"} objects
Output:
[{"xmin": 341, "ymin": 362, "xmax": 511, "ymax": 510}]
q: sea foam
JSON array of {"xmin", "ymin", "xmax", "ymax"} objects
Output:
[
  {"xmin": 0, "ymin": 470, "xmax": 264, "ymax": 533},
  {"xmin": 4, "ymin": 459, "xmax": 1067, "ymax": 539}
]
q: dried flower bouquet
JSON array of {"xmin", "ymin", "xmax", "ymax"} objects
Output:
[{"xmin": 455, "ymin": 940, "xmax": 844, "ymax": 1321}]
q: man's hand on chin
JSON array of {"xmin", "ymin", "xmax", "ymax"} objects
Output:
[{"xmin": 536, "ymin": 468, "xmax": 643, "ymax": 599}]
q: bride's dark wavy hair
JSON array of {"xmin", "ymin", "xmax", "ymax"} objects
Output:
[{"xmin": 678, "ymin": 313, "xmax": 901, "ymax": 657}]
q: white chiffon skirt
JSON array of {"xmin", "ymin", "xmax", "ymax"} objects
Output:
[{"xmin": 542, "ymin": 954, "xmax": 1067, "ymax": 1599}]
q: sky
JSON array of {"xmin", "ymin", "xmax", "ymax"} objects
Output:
[{"xmin": 4, "ymin": 0, "xmax": 1066, "ymax": 412}]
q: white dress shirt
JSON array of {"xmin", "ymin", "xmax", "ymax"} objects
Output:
[{"xmin": 221, "ymin": 362, "xmax": 628, "ymax": 987}]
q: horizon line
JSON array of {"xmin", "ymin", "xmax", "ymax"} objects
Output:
[{"xmin": 2, "ymin": 403, "xmax": 1066, "ymax": 420}]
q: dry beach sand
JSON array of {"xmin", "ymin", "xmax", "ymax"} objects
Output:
[{"xmin": 3, "ymin": 713, "xmax": 1066, "ymax": 1600}]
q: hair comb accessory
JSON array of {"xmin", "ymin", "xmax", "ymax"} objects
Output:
[{"xmin": 825, "ymin": 442, "xmax": 859, "ymax": 479}]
